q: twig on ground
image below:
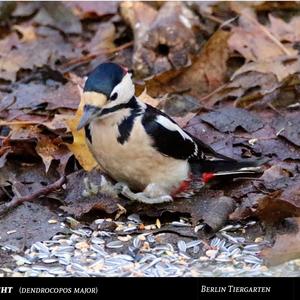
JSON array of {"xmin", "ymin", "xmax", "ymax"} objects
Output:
[
  {"xmin": 60, "ymin": 41, "xmax": 134, "ymax": 71},
  {"xmin": 0, "ymin": 176, "xmax": 66, "ymax": 217}
]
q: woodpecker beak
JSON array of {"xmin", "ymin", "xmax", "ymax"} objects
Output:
[{"xmin": 77, "ymin": 105, "xmax": 101, "ymax": 130}]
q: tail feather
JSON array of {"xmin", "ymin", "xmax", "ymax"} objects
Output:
[{"xmin": 191, "ymin": 158, "xmax": 266, "ymax": 176}]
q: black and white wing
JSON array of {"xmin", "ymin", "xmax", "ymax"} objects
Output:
[{"xmin": 142, "ymin": 105, "xmax": 231, "ymax": 161}]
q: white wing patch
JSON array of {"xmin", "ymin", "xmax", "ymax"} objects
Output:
[{"xmin": 156, "ymin": 115, "xmax": 193, "ymax": 142}]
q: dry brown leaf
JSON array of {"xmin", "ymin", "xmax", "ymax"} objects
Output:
[
  {"xmin": 232, "ymin": 55, "xmax": 300, "ymax": 82},
  {"xmin": 33, "ymin": 2, "xmax": 82, "ymax": 34},
  {"xmin": 35, "ymin": 135, "xmax": 71, "ymax": 174},
  {"xmin": 66, "ymin": 87, "xmax": 97, "ymax": 172},
  {"xmin": 228, "ymin": 13, "xmax": 296, "ymax": 62},
  {"xmin": 1, "ymin": 82, "xmax": 81, "ymax": 113},
  {"xmin": 85, "ymin": 22, "xmax": 116, "ymax": 54},
  {"xmin": 13, "ymin": 24, "xmax": 37, "ymax": 43},
  {"xmin": 0, "ymin": 32, "xmax": 77, "ymax": 82},
  {"xmin": 66, "ymin": 1, "xmax": 118, "ymax": 19},
  {"xmin": 145, "ymin": 29, "xmax": 231, "ymax": 100},
  {"xmin": 122, "ymin": 2, "xmax": 200, "ymax": 79},
  {"xmin": 172, "ymin": 30, "xmax": 231, "ymax": 100},
  {"xmin": 261, "ymin": 218, "xmax": 300, "ymax": 266},
  {"xmin": 120, "ymin": 1, "xmax": 158, "ymax": 78},
  {"xmin": 268, "ymin": 14, "xmax": 300, "ymax": 43},
  {"xmin": 207, "ymin": 71, "xmax": 278, "ymax": 108},
  {"xmin": 138, "ymin": 89, "xmax": 160, "ymax": 107},
  {"xmin": 61, "ymin": 169, "xmax": 125, "ymax": 218}
]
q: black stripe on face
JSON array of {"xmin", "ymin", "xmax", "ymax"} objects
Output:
[{"xmin": 84, "ymin": 124, "xmax": 92, "ymax": 143}]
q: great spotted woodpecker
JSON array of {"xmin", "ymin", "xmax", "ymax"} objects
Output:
[{"xmin": 77, "ymin": 62, "xmax": 263, "ymax": 204}]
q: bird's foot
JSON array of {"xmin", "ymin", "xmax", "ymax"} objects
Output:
[
  {"xmin": 114, "ymin": 182, "xmax": 173, "ymax": 204},
  {"xmin": 82, "ymin": 177, "xmax": 99, "ymax": 197},
  {"xmin": 82, "ymin": 176, "xmax": 119, "ymax": 198}
]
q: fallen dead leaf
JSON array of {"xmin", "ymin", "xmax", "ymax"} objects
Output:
[
  {"xmin": 261, "ymin": 218, "xmax": 300, "ymax": 266},
  {"xmin": 35, "ymin": 135, "xmax": 72, "ymax": 174},
  {"xmin": 61, "ymin": 169, "xmax": 126, "ymax": 218},
  {"xmin": 206, "ymin": 71, "xmax": 279, "ymax": 108},
  {"xmin": 268, "ymin": 14, "xmax": 300, "ymax": 44},
  {"xmin": 145, "ymin": 29, "xmax": 232, "ymax": 100},
  {"xmin": 13, "ymin": 24, "xmax": 37, "ymax": 43},
  {"xmin": 0, "ymin": 32, "xmax": 77, "ymax": 82},
  {"xmin": 66, "ymin": 90, "xmax": 97, "ymax": 171},
  {"xmin": 0, "ymin": 202, "xmax": 63, "ymax": 250},
  {"xmin": 200, "ymin": 107, "xmax": 264, "ymax": 133},
  {"xmin": 33, "ymin": 2, "xmax": 82, "ymax": 34},
  {"xmin": 228, "ymin": 12, "xmax": 295, "ymax": 62},
  {"xmin": 85, "ymin": 22, "xmax": 116, "ymax": 54},
  {"xmin": 1, "ymin": 82, "xmax": 81, "ymax": 112},
  {"xmin": 66, "ymin": 1, "xmax": 118, "ymax": 19},
  {"xmin": 232, "ymin": 55, "xmax": 300, "ymax": 82},
  {"xmin": 135, "ymin": 190, "xmax": 235, "ymax": 231},
  {"xmin": 272, "ymin": 115, "xmax": 300, "ymax": 147}
]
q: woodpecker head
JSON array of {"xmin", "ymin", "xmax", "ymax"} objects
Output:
[{"xmin": 77, "ymin": 62, "xmax": 135, "ymax": 130}]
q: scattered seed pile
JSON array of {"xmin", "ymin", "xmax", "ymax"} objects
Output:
[{"xmin": 1, "ymin": 216, "xmax": 299, "ymax": 277}]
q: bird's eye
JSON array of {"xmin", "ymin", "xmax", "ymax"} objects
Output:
[{"xmin": 110, "ymin": 92, "xmax": 118, "ymax": 101}]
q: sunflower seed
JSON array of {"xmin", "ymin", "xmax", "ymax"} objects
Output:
[
  {"xmin": 229, "ymin": 248, "xmax": 241, "ymax": 257},
  {"xmin": 244, "ymin": 244, "xmax": 261, "ymax": 250},
  {"xmin": 142, "ymin": 257, "xmax": 162, "ymax": 271},
  {"xmin": 90, "ymin": 244, "xmax": 106, "ymax": 255},
  {"xmin": 42, "ymin": 258, "xmax": 58, "ymax": 264},
  {"xmin": 243, "ymin": 256, "xmax": 263, "ymax": 264},
  {"xmin": 133, "ymin": 237, "xmax": 141, "ymax": 249},
  {"xmin": 94, "ymin": 219, "xmax": 105, "ymax": 225},
  {"xmin": 2, "ymin": 245, "xmax": 20, "ymax": 252},
  {"xmin": 177, "ymin": 240, "xmax": 187, "ymax": 252},
  {"xmin": 123, "ymin": 226, "xmax": 138, "ymax": 233},
  {"xmin": 127, "ymin": 214, "xmax": 141, "ymax": 223},
  {"xmin": 210, "ymin": 237, "xmax": 221, "ymax": 247},
  {"xmin": 171, "ymin": 221, "xmax": 191, "ymax": 227},
  {"xmin": 31, "ymin": 242, "xmax": 49, "ymax": 254},
  {"xmin": 12, "ymin": 255, "xmax": 31, "ymax": 265},
  {"xmin": 192, "ymin": 246, "xmax": 200, "ymax": 254},
  {"xmin": 186, "ymin": 240, "xmax": 202, "ymax": 249},
  {"xmin": 219, "ymin": 225, "xmax": 234, "ymax": 232},
  {"xmin": 221, "ymin": 232, "xmax": 239, "ymax": 243},
  {"xmin": 206, "ymin": 249, "xmax": 218, "ymax": 259},
  {"xmin": 106, "ymin": 240, "xmax": 124, "ymax": 249},
  {"xmin": 246, "ymin": 221, "xmax": 256, "ymax": 226},
  {"xmin": 17, "ymin": 266, "xmax": 31, "ymax": 273},
  {"xmin": 215, "ymin": 256, "xmax": 231, "ymax": 262},
  {"xmin": 194, "ymin": 224, "xmax": 204, "ymax": 233},
  {"xmin": 147, "ymin": 235, "xmax": 155, "ymax": 243}
]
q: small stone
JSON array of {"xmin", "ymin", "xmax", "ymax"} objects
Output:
[
  {"xmin": 65, "ymin": 217, "xmax": 80, "ymax": 229},
  {"xmin": 141, "ymin": 242, "xmax": 150, "ymax": 251},
  {"xmin": 255, "ymin": 237, "xmax": 263, "ymax": 243},
  {"xmin": 137, "ymin": 235, "xmax": 146, "ymax": 241},
  {"xmin": 249, "ymin": 138, "xmax": 258, "ymax": 145},
  {"xmin": 199, "ymin": 256, "xmax": 209, "ymax": 261},
  {"xmin": 75, "ymin": 241, "xmax": 89, "ymax": 251},
  {"xmin": 117, "ymin": 235, "xmax": 132, "ymax": 242},
  {"xmin": 48, "ymin": 219, "xmax": 58, "ymax": 224},
  {"xmin": 260, "ymin": 266, "xmax": 269, "ymax": 272},
  {"xmin": 7, "ymin": 230, "xmax": 17, "ymax": 235},
  {"xmin": 206, "ymin": 249, "xmax": 218, "ymax": 259},
  {"xmin": 156, "ymin": 219, "xmax": 161, "ymax": 229}
]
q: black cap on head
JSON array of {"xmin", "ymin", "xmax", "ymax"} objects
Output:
[{"xmin": 84, "ymin": 63, "xmax": 127, "ymax": 97}]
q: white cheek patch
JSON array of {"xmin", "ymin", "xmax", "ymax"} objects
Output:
[
  {"xmin": 156, "ymin": 115, "xmax": 193, "ymax": 141},
  {"xmin": 109, "ymin": 72, "xmax": 135, "ymax": 103}
]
